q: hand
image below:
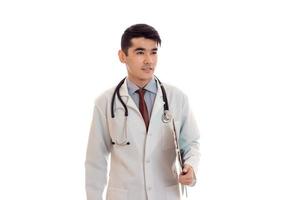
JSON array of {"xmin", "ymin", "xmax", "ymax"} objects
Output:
[{"xmin": 178, "ymin": 164, "xmax": 194, "ymax": 185}]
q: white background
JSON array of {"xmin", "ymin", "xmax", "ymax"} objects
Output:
[{"xmin": 1, "ymin": 0, "xmax": 300, "ymax": 199}]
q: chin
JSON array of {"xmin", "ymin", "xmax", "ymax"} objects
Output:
[
  {"xmin": 137, "ymin": 74, "xmax": 153, "ymax": 82},
  {"xmin": 143, "ymin": 73, "xmax": 154, "ymax": 80}
]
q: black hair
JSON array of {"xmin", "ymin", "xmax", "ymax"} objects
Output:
[{"xmin": 121, "ymin": 24, "xmax": 161, "ymax": 55}]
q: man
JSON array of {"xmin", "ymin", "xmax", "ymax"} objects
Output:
[{"xmin": 85, "ymin": 24, "xmax": 200, "ymax": 200}]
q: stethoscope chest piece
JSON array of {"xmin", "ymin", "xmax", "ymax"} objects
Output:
[{"xmin": 162, "ymin": 110, "xmax": 172, "ymax": 123}]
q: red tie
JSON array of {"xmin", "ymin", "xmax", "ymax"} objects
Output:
[{"xmin": 137, "ymin": 89, "xmax": 150, "ymax": 130}]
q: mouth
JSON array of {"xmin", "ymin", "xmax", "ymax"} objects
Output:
[{"xmin": 141, "ymin": 68, "xmax": 153, "ymax": 73}]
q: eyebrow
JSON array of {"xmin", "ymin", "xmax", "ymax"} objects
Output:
[{"xmin": 134, "ymin": 47, "xmax": 158, "ymax": 52}]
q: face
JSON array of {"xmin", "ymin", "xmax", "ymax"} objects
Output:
[{"xmin": 118, "ymin": 37, "xmax": 158, "ymax": 87}]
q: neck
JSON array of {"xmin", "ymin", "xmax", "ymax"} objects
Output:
[{"xmin": 127, "ymin": 76, "xmax": 153, "ymax": 88}]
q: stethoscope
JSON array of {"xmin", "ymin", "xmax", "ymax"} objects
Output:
[{"xmin": 110, "ymin": 76, "xmax": 172, "ymax": 145}]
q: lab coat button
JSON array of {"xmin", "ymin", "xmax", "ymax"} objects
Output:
[
  {"xmin": 146, "ymin": 160, "xmax": 150, "ymax": 163},
  {"xmin": 148, "ymin": 186, "xmax": 152, "ymax": 191}
]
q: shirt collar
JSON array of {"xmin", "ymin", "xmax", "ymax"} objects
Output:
[{"xmin": 126, "ymin": 77, "xmax": 158, "ymax": 95}]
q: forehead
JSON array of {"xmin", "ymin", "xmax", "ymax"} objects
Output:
[{"xmin": 129, "ymin": 37, "xmax": 158, "ymax": 50}]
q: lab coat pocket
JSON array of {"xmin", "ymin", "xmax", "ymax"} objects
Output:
[
  {"xmin": 165, "ymin": 184, "xmax": 181, "ymax": 200},
  {"xmin": 162, "ymin": 121, "xmax": 181, "ymax": 151},
  {"xmin": 107, "ymin": 187, "xmax": 128, "ymax": 200}
]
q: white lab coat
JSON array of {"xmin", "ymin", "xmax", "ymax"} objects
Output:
[{"xmin": 85, "ymin": 79, "xmax": 200, "ymax": 200}]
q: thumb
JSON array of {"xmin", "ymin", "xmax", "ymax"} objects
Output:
[{"xmin": 183, "ymin": 164, "xmax": 190, "ymax": 173}]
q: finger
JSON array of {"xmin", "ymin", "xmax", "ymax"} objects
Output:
[
  {"xmin": 181, "ymin": 168, "xmax": 192, "ymax": 176},
  {"xmin": 178, "ymin": 176, "xmax": 193, "ymax": 185},
  {"xmin": 181, "ymin": 176, "xmax": 193, "ymax": 184},
  {"xmin": 179, "ymin": 173, "xmax": 193, "ymax": 182},
  {"xmin": 181, "ymin": 180, "xmax": 193, "ymax": 185},
  {"xmin": 178, "ymin": 166, "xmax": 194, "ymax": 185},
  {"xmin": 182, "ymin": 167, "xmax": 188, "ymax": 174},
  {"xmin": 179, "ymin": 174, "xmax": 193, "ymax": 182},
  {"xmin": 182, "ymin": 165, "xmax": 191, "ymax": 174}
]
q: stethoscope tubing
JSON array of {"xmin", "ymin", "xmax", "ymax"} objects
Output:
[
  {"xmin": 111, "ymin": 76, "xmax": 169, "ymax": 118},
  {"xmin": 110, "ymin": 76, "xmax": 172, "ymax": 146}
]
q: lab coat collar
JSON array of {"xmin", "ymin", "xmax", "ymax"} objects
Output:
[
  {"xmin": 116, "ymin": 79, "xmax": 137, "ymax": 112},
  {"xmin": 126, "ymin": 77, "xmax": 157, "ymax": 95},
  {"xmin": 119, "ymin": 77, "xmax": 160, "ymax": 97},
  {"xmin": 117, "ymin": 77, "xmax": 165, "ymax": 117},
  {"xmin": 119, "ymin": 78, "xmax": 130, "ymax": 97}
]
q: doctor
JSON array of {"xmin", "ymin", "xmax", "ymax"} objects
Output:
[{"xmin": 85, "ymin": 24, "xmax": 200, "ymax": 200}]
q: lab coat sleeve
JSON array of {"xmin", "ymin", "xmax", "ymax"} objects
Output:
[
  {"xmin": 179, "ymin": 94, "xmax": 200, "ymax": 184},
  {"xmin": 85, "ymin": 104, "xmax": 111, "ymax": 200}
]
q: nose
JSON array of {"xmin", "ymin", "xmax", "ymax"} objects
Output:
[{"xmin": 144, "ymin": 53, "xmax": 153, "ymax": 65}]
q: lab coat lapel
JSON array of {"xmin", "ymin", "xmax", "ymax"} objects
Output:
[
  {"xmin": 116, "ymin": 79, "xmax": 140, "ymax": 113},
  {"xmin": 146, "ymin": 80, "xmax": 165, "ymax": 154},
  {"xmin": 150, "ymin": 80, "xmax": 165, "ymax": 119}
]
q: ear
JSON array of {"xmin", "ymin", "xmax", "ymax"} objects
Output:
[{"xmin": 118, "ymin": 50, "xmax": 126, "ymax": 63}]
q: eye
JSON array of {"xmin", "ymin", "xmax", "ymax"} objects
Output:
[
  {"xmin": 136, "ymin": 51, "xmax": 144, "ymax": 55},
  {"xmin": 151, "ymin": 51, "xmax": 157, "ymax": 55}
]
